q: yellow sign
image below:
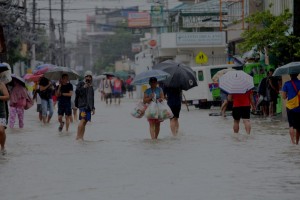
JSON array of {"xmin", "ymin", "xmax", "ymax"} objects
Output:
[{"xmin": 195, "ymin": 51, "xmax": 208, "ymax": 64}]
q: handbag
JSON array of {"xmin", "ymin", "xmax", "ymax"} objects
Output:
[
  {"xmin": 24, "ymin": 94, "xmax": 34, "ymax": 110},
  {"xmin": 286, "ymin": 80, "xmax": 300, "ymax": 110}
]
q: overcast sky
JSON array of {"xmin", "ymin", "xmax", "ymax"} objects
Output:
[{"xmin": 32, "ymin": 0, "xmax": 181, "ymax": 41}]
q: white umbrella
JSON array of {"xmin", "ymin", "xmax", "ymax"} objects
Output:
[
  {"xmin": 44, "ymin": 67, "xmax": 79, "ymax": 80},
  {"xmin": 211, "ymin": 68, "xmax": 236, "ymax": 83},
  {"xmin": 219, "ymin": 71, "xmax": 254, "ymax": 94}
]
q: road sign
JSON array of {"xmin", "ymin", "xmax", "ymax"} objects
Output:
[{"xmin": 195, "ymin": 51, "xmax": 208, "ymax": 64}]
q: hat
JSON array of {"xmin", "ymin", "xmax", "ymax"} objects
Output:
[
  {"xmin": 84, "ymin": 70, "xmax": 93, "ymax": 77},
  {"xmin": 149, "ymin": 77, "xmax": 157, "ymax": 83}
]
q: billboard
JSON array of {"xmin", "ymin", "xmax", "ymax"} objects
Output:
[{"xmin": 128, "ymin": 12, "xmax": 151, "ymax": 28}]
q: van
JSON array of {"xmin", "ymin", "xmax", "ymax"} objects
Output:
[{"xmin": 183, "ymin": 64, "xmax": 243, "ymax": 108}]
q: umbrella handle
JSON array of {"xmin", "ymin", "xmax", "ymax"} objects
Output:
[{"xmin": 182, "ymin": 93, "xmax": 189, "ymax": 112}]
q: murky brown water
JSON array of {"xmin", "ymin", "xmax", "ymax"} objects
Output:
[{"xmin": 0, "ymin": 97, "xmax": 299, "ymax": 200}]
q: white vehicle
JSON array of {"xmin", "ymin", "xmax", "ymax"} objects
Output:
[{"xmin": 183, "ymin": 64, "xmax": 243, "ymax": 108}]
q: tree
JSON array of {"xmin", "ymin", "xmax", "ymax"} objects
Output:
[
  {"xmin": 239, "ymin": 8, "xmax": 300, "ymax": 66},
  {"xmin": 93, "ymin": 28, "xmax": 139, "ymax": 73}
]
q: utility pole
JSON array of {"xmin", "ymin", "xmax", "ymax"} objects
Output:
[
  {"xmin": 61, "ymin": 0, "xmax": 65, "ymax": 67},
  {"xmin": 49, "ymin": 0, "xmax": 55, "ymax": 64},
  {"xmin": 31, "ymin": 0, "xmax": 36, "ymax": 68}
]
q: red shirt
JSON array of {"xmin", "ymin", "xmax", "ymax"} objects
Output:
[{"xmin": 232, "ymin": 90, "xmax": 253, "ymax": 107}]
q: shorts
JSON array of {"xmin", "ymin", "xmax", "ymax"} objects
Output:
[
  {"xmin": 79, "ymin": 108, "xmax": 92, "ymax": 122},
  {"xmin": 114, "ymin": 92, "xmax": 121, "ymax": 98},
  {"xmin": 287, "ymin": 109, "xmax": 300, "ymax": 130},
  {"xmin": 105, "ymin": 93, "xmax": 112, "ymax": 98},
  {"xmin": 169, "ymin": 105, "xmax": 181, "ymax": 119},
  {"xmin": 0, "ymin": 118, "xmax": 7, "ymax": 128},
  {"xmin": 36, "ymin": 104, "xmax": 42, "ymax": 113},
  {"xmin": 232, "ymin": 106, "xmax": 251, "ymax": 120},
  {"xmin": 58, "ymin": 105, "xmax": 72, "ymax": 116},
  {"xmin": 127, "ymin": 85, "xmax": 133, "ymax": 92}
]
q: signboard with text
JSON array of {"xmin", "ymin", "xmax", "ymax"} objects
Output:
[
  {"xmin": 182, "ymin": 16, "xmax": 221, "ymax": 28},
  {"xmin": 176, "ymin": 32, "xmax": 225, "ymax": 46},
  {"xmin": 128, "ymin": 12, "xmax": 151, "ymax": 28}
]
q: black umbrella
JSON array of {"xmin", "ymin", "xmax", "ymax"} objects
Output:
[{"xmin": 152, "ymin": 60, "xmax": 198, "ymax": 91}]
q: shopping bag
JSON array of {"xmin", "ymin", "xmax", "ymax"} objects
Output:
[
  {"xmin": 158, "ymin": 100, "xmax": 174, "ymax": 120},
  {"xmin": 145, "ymin": 101, "xmax": 159, "ymax": 119},
  {"xmin": 131, "ymin": 101, "xmax": 148, "ymax": 118}
]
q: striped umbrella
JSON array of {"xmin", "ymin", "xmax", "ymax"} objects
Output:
[{"xmin": 219, "ymin": 71, "xmax": 254, "ymax": 94}]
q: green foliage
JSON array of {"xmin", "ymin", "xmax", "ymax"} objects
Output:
[
  {"xmin": 238, "ymin": 9, "xmax": 300, "ymax": 65},
  {"xmin": 6, "ymin": 37, "xmax": 28, "ymax": 66},
  {"xmin": 239, "ymin": 9, "xmax": 292, "ymax": 52},
  {"xmin": 93, "ymin": 28, "xmax": 138, "ymax": 73}
]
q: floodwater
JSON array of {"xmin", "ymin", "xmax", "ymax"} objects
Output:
[{"xmin": 0, "ymin": 96, "xmax": 299, "ymax": 200}]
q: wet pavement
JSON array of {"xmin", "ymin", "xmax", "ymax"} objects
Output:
[{"xmin": 0, "ymin": 95, "xmax": 300, "ymax": 200}]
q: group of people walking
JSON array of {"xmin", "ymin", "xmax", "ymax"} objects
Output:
[
  {"xmin": 0, "ymin": 70, "xmax": 96, "ymax": 156},
  {"xmin": 32, "ymin": 71, "xmax": 95, "ymax": 141},
  {"xmin": 99, "ymin": 75, "xmax": 133, "ymax": 104}
]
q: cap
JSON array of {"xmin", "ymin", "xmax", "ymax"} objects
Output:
[
  {"xmin": 149, "ymin": 77, "xmax": 157, "ymax": 83},
  {"xmin": 84, "ymin": 70, "xmax": 93, "ymax": 77}
]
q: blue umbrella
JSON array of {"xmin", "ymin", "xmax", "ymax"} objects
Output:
[
  {"xmin": 131, "ymin": 69, "xmax": 170, "ymax": 85},
  {"xmin": 273, "ymin": 62, "xmax": 300, "ymax": 76}
]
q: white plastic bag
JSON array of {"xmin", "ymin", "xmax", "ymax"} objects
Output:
[
  {"xmin": 145, "ymin": 101, "xmax": 159, "ymax": 119},
  {"xmin": 131, "ymin": 101, "xmax": 148, "ymax": 118},
  {"xmin": 158, "ymin": 100, "xmax": 174, "ymax": 120}
]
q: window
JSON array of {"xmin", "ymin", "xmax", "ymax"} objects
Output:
[
  {"xmin": 210, "ymin": 68, "xmax": 226, "ymax": 79},
  {"xmin": 198, "ymin": 70, "xmax": 204, "ymax": 81}
]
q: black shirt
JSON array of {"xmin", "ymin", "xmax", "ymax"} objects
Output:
[{"xmin": 57, "ymin": 83, "xmax": 73, "ymax": 105}]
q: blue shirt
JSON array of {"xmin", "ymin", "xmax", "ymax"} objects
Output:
[
  {"xmin": 282, "ymin": 78, "xmax": 300, "ymax": 112},
  {"xmin": 145, "ymin": 87, "xmax": 162, "ymax": 100}
]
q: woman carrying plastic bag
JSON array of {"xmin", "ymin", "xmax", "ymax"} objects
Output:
[
  {"xmin": 143, "ymin": 77, "xmax": 165, "ymax": 140},
  {"xmin": 131, "ymin": 101, "xmax": 148, "ymax": 118}
]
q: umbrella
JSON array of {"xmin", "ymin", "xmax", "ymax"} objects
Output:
[
  {"xmin": 273, "ymin": 62, "xmax": 300, "ymax": 76},
  {"xmin": 94, "ymin": 74, "xmax": 106, "ymax": 80},
  {"xmin": 23, "ymin": 74, "xmax": 43, "ymax": 82},
  {"xmin": 211, "ymin": 68, "xmax": 236, "ymax": 83},
  {"xmin": 102, "ymin": 72, "xmax": 115, "ymax": 77},
  {"xmin": 114, "ymin": 71, "xmax": 129, "ymax": 79},
  {"xmin": 33, "ymin": 64, "xmax": 56, "ymax": 75},
  {"xmin": 44, "ymin": 67, "xmax": 80, "ymax": 80},
  {"xmin": 131, "ymin": 69, "xmax": 170, "ymax": 85},
  {"xmin": 10, "ymin": 74, "xmax": 26, "ymax": 87},
  {"xmin": 0, "ymin": 63, "xmax": 10, "ymax": 73},
  {"xmin": 219, "ymin": 71, "xmax": 254, "ymax": 94},
  {"xmin": 152, "ymin": 60, "xmax": 197, "ymax": 91}
]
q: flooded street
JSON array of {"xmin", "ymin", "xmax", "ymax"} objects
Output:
[{"xmin": 1, "ymin": 96, "xmax": 300, "ymax": 200}]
